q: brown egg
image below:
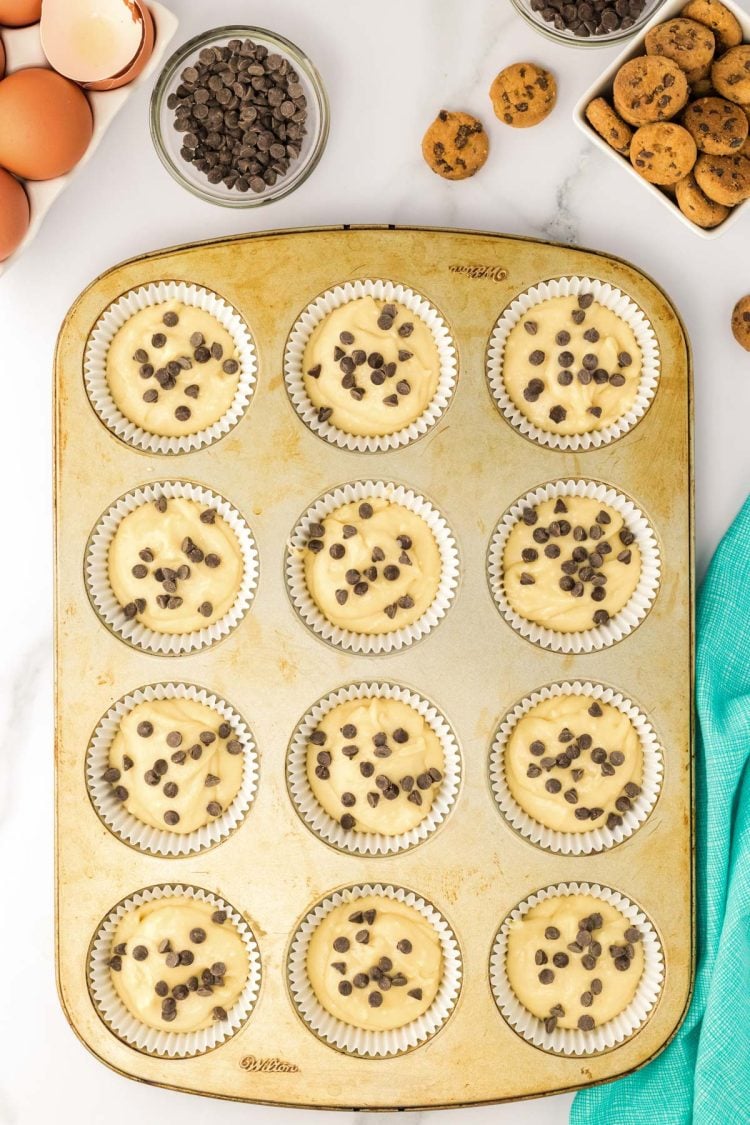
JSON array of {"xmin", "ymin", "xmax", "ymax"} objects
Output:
[
  {"xmin": 0, "ymin": 34, "xmax": 5, "ymax": 79},
  {"xmin": 0, "ymin": 167, "xmax": 30, "ymax": 261},
  {"xmin": 0, "ymin": 68, "xmax": 93, "ymax": 180},
  {"xmin": 0, "ymin": 0, "xmax": 42, "ymax": 27}
]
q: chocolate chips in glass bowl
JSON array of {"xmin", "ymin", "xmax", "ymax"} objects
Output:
[
  {"xmin": 168, "ymin": 36, "xmax": 309, "ymax": 195},
  {"xmin": 527, "ymin": 0, "xmax": 650, "ymax": 39}
]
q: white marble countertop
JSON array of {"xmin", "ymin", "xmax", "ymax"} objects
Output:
[{"xmin": 1, "ymin": 0, "xmax": 748, "ymax": 1122}]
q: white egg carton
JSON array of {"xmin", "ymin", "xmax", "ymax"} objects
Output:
[
  {"xmin": 573, "ymin": 0, "xmax": 750, "ymax": 240},
  {"xmin": 0, "ymin": 1, "xmax": 178, "ymax": 277}
]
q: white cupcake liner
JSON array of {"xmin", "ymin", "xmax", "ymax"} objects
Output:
[
  {"xmin": 487, "ymin": 276, "xmax": 660, "ymax": 451},
  {"xmin": 84, "ymin": 280, "xmax": 257, "ymax": 455},
  {"xmin": 489, "ymin": 681, "xmax": 663, "ymax": 855},
  {"xmin": 85, "ymin": 479, "xmax": 259, "ymax": 656},
  {"xmin": 88, "ymin": 883, "xmax": 262, "ymax": 1058},
  {"xmin": 86, "ymin": 682, "xmax": 260, "ymax": 857},
  {"xmin": 283, "ymin": 278, "xmax": 458, "ymax": 452},
  {"xmin": 287, "ymin": 883, "xmax": 462, "ymax": 1057},
  {"xmin": 286, "ymin": 682, "xmax": 461, "ymax": 856},
  {"xmin": 487, "ymin": 478, "xmax": 661, "ymax": 654},
  {"xmin": 285, "ymin": 480, "xmax": 460, "ymax": 655},
  {"xmin": 490, "ymin": 881, "xmax": 664, "ymax": 1056}
]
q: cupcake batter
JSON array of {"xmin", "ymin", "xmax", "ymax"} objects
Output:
[
  {"xmin": 108, "ymin": 897, "xmax": 248, "ymax": 1033},
  {"xmin": 306, "ymin": 895, "xmax": 443, "ymax": 1031},
  {"xmin": 506, "ymin": 894, "xmax": 645, "ymax": 1032},
  {"xmin": 302, "ymin": 497, "xmax": 442, "ymax": 634},
  {"xmin": 504, "ymin": 695, "xmax": 644, "ymax": 833},
  {"xmin": 108, "ymin": 496, "xmax": 244, "ymax": 634},
  {"xmin": 106, "ymin": 697, "xmax": 245, "ymax": 833},
  {"xmin": 502, "ymin": 294, "xmax": 642, "ymax": 436},
  {"xmin": 502, "ymin": 495, "xmax": 642, "ymax": 633},
  {"xmin": 306, "ymin": 696, "xmax": 445, "ymax": 835},
  {"xmin": 302, "ymin": 296, "xmax": 441, "ymax": 437},
  {"xmin": 105, "ymin": 300, "xmax": 241, "ymax": 437}
]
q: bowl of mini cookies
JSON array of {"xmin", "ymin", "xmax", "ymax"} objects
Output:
[{"xmin": 574, "ymin": 0, "xmax": 750, "ymax": 236}]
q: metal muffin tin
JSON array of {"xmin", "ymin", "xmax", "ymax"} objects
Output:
[{"xmin": 54, "ymin": 225, "xmax": 693, "ymax": 1109}]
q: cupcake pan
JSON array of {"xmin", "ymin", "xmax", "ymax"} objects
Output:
[{"xmin": 55, "ymin": 227, "xmax": 693, "ymax": 1108}]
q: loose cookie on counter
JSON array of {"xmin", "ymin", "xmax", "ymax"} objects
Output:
[
  {"xmin": 681, "ymin": 0, "xmax": 742, "ymax": 52},
  {"xmin": 712, "ymin": 44, "xmax": 750, "ymax": 105},
  {"xmin": 613, "ymin": 55, "xmax": 689, "ymax": 125},
  {"xmin": 630, "ymin": 122, "xmax": 698, "ymax": 183},
  {"xmin": 490, "ymin": 62, "xmax": 557, "ymax": 127},
  {"xmin": 683, "ymin": 95, "xmax": 749, "ymax": 153},
  {"xmin": 585, "ymin": 97, "xmax": 633, "ymax": 155},
  {"xmin": 731, "ymin": 294, "xmax": 750, "ymax": 351},
  {"xmin": 694, "ymin": 150, "xmax": 750, "ymax": 203},
  {"xmin": 421, "ymin": 110, "xmax": 489, "ymax": 180},
  {"xmin": 675, "ymin": 168, "xmax": 731, "ymax": 225},
  {"xmin": 644, "ymin": 18, "xmax": 716, "ymax": 85}
]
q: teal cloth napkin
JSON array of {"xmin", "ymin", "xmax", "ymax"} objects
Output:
[{"xmin": 571, "ymin": 496, "xmax": 750, "ymax": 1125}]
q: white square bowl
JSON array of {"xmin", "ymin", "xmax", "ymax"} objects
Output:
[{"xmin": 572, "ymin": 0, "xmax": 750, "ymax": 239}]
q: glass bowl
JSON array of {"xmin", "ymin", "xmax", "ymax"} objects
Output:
[
  {"xmin": 150, "ymin": 25, "xmax": 329, "ymax": 207},
  {"xmin": 509, "ymin": 0, "xmax": 667, "ymax": 46}
]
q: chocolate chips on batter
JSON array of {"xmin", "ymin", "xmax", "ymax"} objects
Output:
[
  {"xmin": 131, "ymin": 310, "xmax": 239, "ymax": 421},
  {"xmin": 522, "ymin": 702, "xmax": 641, "ymax": 828},
  {"xmin": 517, "ymin": 296, "xmax": 635, "ymax": 427},
  {"xmin": 514, "ymin": 499, "xmax": 637, "ymax": 627},
  {"xmin": 310, "ymin": 718, "xmax": 442, "ymax": 831},
  {"xmin": 119, "ymin": 502, "xmax": 226, "ymax": 622},
  {"xmin": 306, "ymin": 302, "xmax": 418, "ymax": 424},
  {"xmin": 305, "ymin": 504, "xmax": 424, "ymax": 624}
]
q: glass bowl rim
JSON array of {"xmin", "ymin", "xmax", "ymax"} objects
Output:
[
  {"xmin": 508, "ymin": 0, "xmax": 668, "ymax": 47},
  {"xmin": 149, "ymin": 23, "xmax": 330, "ymax": 208}
]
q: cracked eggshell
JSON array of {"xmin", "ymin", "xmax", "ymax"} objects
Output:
[{"xmin": 41, "ymin": 0, "xmax": 154, "ymax": 90}]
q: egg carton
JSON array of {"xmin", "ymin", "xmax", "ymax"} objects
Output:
[{"xmin": 0, "ymin": 1, "xmax": 177, "ymax": 277}]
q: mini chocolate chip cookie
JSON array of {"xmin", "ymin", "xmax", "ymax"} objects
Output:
[
  {"xmin": 585, "ymin": 97, "xmax": 633, "ymax": 155},
  {"xmin": 680, "ymin": 0, "xmax": 742, "ymax": 53},
  {"xmin": 421, "ymin": 110, "xmax": 489, "ymax": 180},
  {"xmin": 731, "ymin": 295, "xmax": 750, "ymax": 351},
  {"xmin": 489, "ymin": 63, "xmax": 557, "ymax": 128},
  {"xmin": 683, "ymin": 96, "xmax": 749, "ymax": 154},
  {"xmin": 712, "ymin": 46, "xmax": 750, "ymax": 107},
  {"xmin": 645, "ymin": 18, "xmax": 716, "ymax": 85},
  {"xmin": 630, "ymin": 122, "xmax": 698, "ymax": 183},
  {"xmin": 675, "ymin": 169, "xmax": 731, "ymax": 225},
  {"xmin": 613, "ymin": 56, "xmax": 690, "ymax": 126},
  {"xmin": 694, "ymin": 150, "xmax": 750, "ymax": 203}
]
